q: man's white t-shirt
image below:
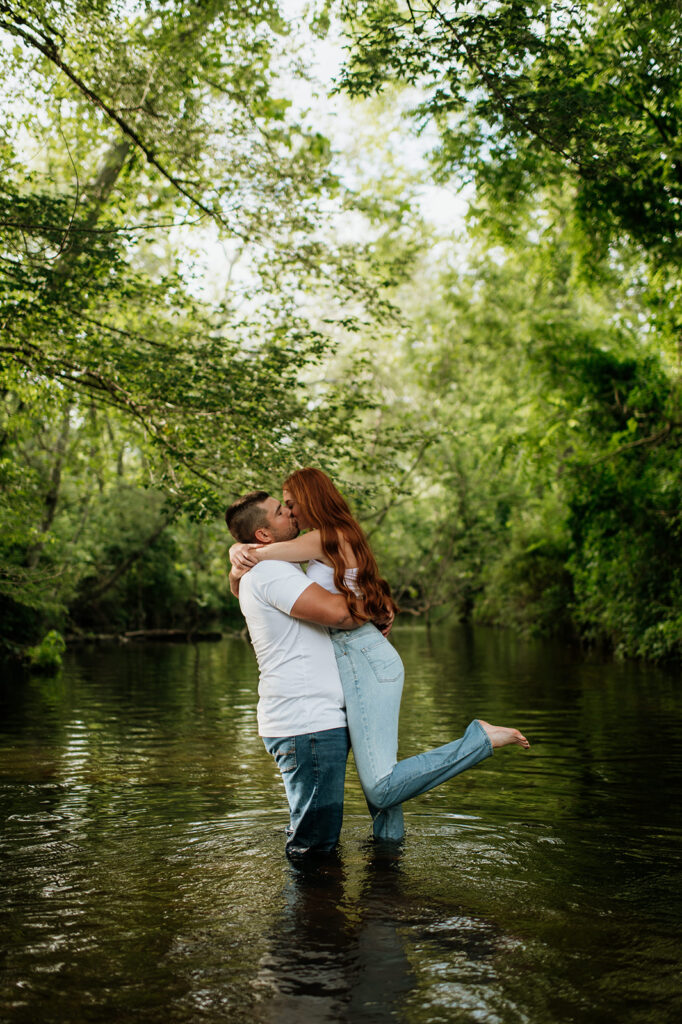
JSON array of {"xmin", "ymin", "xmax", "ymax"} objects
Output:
[{"xmin": 238, "ymin": 560, "xmax": 346, "ymax": 737}]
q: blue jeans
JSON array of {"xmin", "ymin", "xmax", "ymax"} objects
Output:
[
  {"xmin": 263, "ymin": 727, "xmax": 350, "ymax": 856},
  {"xmin": 331, "ymin": 624, "xmax": 493, "ymax": 841}
]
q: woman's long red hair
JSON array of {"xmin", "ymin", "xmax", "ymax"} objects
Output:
[{"xmin": 282, "ymin": 468, "xmax": 398, "ymax": 623}]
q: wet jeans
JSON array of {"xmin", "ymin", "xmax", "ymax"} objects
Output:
[
  {"xmin": 330, "ymin": 624, "xmax": 493, "ymax": 841},
  {"xmin": 263, "ymin": 727, "xmax": 350, "ymax": 856}
]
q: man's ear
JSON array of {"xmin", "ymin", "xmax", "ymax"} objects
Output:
[{"xmin": 254, "ymin": 527, "xmax": 272, "ymax": 544}]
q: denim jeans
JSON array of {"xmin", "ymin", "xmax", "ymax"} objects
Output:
[
  {"xmin": 263, "ymin": 727, "xmax": 350, "ymax": 856},
  {"xmin": 330, "ymin": 624, "xmax": 493, "ymax": 841}
]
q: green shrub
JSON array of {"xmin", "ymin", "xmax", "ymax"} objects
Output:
[{"xmin": 26, "ymin": 630, "xmax": 66, "ymax": 674}]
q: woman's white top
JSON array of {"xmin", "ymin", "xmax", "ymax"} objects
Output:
[{"xmin": 306, "ymin": 559, "xmax": 361, "ymax": 596}]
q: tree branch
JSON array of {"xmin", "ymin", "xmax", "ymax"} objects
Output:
[
  {"xmin": 0, "ymin": 6, "xmax": 242, "ymax": 236},
  {"xmin": 365, "ymin": 437, "xmax": 431, "ymax": 538},
  {"xmin": 80, "ymin": 514, "xmax": 174, "ymax": 601},
  {"xmin": 589, "ymin": 422, "xmax": 676, "ymax": 462},
  {"xmin": 424, "ymin": 1, "xmax": 576, "ymax": 168}
]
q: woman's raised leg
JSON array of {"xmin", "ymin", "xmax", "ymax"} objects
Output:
[{"xmin": 332, "ymin": 626, "xmax": 527, "ymax": 819}]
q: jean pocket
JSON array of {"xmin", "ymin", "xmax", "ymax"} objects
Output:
[
  {"xmin": 272, "ymin": 740, "xmax": 297, "ymax": 774},
  {"xmin": 361, "ymin": 639, "xmax": 404, "ymax": 685}
]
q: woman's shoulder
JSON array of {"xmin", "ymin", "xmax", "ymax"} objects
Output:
[{"xmin": 334, "ymin": 529, "xmax": 358, "ymax": 568}]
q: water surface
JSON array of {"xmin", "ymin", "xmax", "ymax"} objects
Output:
[{"xmin": 1, "ymin": 626, "xmax": 681, "ymax": 1023}]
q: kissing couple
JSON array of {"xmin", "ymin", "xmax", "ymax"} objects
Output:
[{"xmin": 226, "ymin": 468, "xmax": 529, "ymax": 857}]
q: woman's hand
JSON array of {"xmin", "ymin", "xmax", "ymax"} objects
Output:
[
  {"xmin": 229, "ymin": 542, "xmax": 263, "ymax": 572},
  {"xmin": 375, "ymin": 606, "xmax": 395, "ymax": 637}
]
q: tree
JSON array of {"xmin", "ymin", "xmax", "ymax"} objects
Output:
[
  {"xmin": 0, "ymin": 1, "xmax": 392, "ymax": 501},
  {"xmin": 333, "ymin": 1, "xmax": 682, "ymax": 657},
  {"xmin": 0, "ymin": 0, "xmax": 396, "ymax": 652},
  {"xmin": 339, "ymin": 1, "xmax": 682, "ymax": 270}
]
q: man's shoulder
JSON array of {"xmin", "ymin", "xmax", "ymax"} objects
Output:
[
  {"xmin": 240, "ymin": 559, "xmax": 313, "ymax": 618},
  {"xmin": 240, "ymin": 560, "xmax": 307, "ymax": 597},
  {"xmin": 251, "ymin": 560, "xmax": 305, "ymax": 580}
]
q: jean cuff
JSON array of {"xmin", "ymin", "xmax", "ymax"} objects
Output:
[{"xmin": 471, "ymin": 718, "xmax": 493, "ymax": 757}]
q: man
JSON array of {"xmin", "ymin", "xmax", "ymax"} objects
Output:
[{"xmin": 225, "ymin": 490, "xmax": 360, "ymax": 857}]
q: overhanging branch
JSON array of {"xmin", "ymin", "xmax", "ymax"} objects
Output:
[{"xmin": 0, "ymin": 4, "xmax": 242, "ymax": 237}]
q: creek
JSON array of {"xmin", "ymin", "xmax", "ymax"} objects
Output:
[{"xmin": 1, "ymin": 625, "xmax": 681, "ymax": 1023}]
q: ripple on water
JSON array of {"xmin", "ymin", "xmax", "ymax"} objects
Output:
[{"xmin": 2, "ymin": 633, "xmax": 682, "ymax": 1024}]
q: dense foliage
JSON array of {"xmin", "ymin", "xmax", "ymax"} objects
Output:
[
  {"xmin": 336, "ymin": 0, "xmax": 682, "ymax": 659},
  {"xmin": 2, "ymin": 0, "xmax": 681, "ymax": 662},
  {"xmin": 0, "ymin": 0, "xmax": 397, "ymax": 656}
]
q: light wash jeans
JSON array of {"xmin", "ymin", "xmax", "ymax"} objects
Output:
[
  {"xmin": 263, "ymin": 727, "xmax": 350, "ymax": 857},
  {"xmin": 330, "ymin": 623, "xmax": 493, "ymax": 841}
]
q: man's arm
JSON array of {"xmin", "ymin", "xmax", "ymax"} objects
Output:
[
  {"xmin": 228, "ymin": 565, "xmax": 248, "ymax": 598},
  {"xmin": 290, "ymin": 583, "xmax": 362, "ymax": 630}
]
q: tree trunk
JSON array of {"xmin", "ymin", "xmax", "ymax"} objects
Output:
[
  {"xmin": 54, "ymin": 138, "xmax": 132, "ymax": 279},
  {"xmin": 27, "ymin": 405, "xmax": 72, "ymax": 567}
]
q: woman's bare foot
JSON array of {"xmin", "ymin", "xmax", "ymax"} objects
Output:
[{"xmin": 477, "ymin": 720, "xmax": 530, "ymax": 750}]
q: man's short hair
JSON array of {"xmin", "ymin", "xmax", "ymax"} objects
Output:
[{"xmin": 225, "ymin": 490, "xmax": 270, "ymax": 543}]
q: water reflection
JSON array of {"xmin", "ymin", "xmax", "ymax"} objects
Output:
[{"xmin": 253, "ymin": 846, "xmax": 414, "ymax": 1023}]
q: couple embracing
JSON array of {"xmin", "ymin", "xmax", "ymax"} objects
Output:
[{"xmin": 226, "ymin": 468, "xmax": 529, "ymax": 858}]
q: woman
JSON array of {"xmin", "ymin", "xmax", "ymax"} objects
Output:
[{"xmin": 230, "ymin": 468, "xmax": 529, "ymax": 841}]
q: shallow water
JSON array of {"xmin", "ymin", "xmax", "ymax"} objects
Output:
[{"xmin": 1, "ymin": 625, "xmax": 681, "ymax": 1023}]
